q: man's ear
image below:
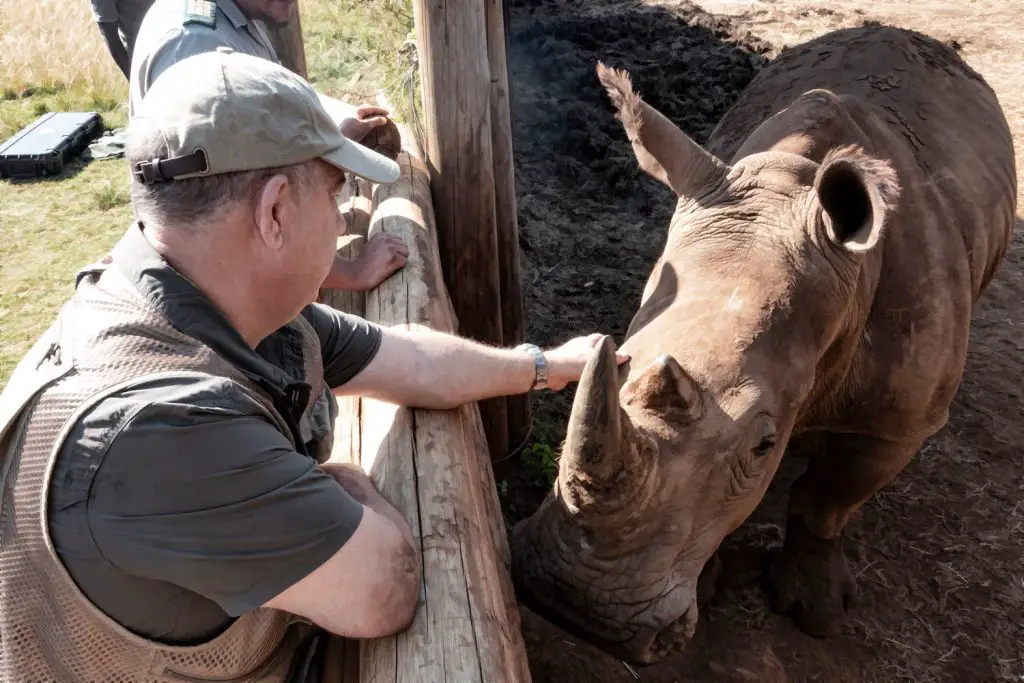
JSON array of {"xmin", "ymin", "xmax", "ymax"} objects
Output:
[
  {"xmin": 815, "ymin": 145, "xmax": 900, "ymax": 253},
  {"xmin": 253, "ymin": 174, "xmax": 291, "ymax": 250}
]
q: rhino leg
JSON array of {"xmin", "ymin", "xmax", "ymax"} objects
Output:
[{"xmin": 767, "ymin": 433, "xmax": 921, "ymax": 637}]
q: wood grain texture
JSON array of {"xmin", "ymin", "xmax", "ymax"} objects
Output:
[
  {"xmin": 485, "ymin": 0, "xmax": 531, "ymax": 452},
  {"xmin": 411, "ymin": 0, "xmax": 509, "ymax": 460},
  {"xmin": 323, "ymin": 177, "xmax": 374, "ymax": 466},
  {"xmin": 344, "ymin": 145, "xmax": 531, "ymax": 683}
]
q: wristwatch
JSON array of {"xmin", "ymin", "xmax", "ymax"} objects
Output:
[{"xmin": 516, "ymin": 343, "xmax": 549, "ymax": 391}]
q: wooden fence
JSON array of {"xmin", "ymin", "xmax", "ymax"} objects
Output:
[{"xmin": 268, "ymin": 4, "xmax": 534, "ymax": 680}]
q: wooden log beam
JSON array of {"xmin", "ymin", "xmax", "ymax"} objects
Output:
[
  {"xmin": 265, "ymin": 4, "xmax": 308, "ymax": 79},
  {"xmin": 323, "ymin": 177, "xmax": 374, "ymax": 466},
  {"xmin": 412, "ymin": 0, "xmax": 510, "ymax": 461},
  {"xmin": 346, "ymin": 139, "xmax": 531, "ymax": 683}
]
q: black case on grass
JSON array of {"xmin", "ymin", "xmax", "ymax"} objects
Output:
[{"xmin": 0, "ymin": 112, "xmax": 104, "ymax": 180}]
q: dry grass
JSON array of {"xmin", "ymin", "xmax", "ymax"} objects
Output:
[
  {"xmin": 300, "ymin": 0, "xmax": 418, "ymax": 124},
  {"xmin": 0, "ymin": 2, "xmax": 124, "ymax": 95},
  {"xmin": 0, "ymin": 2, "xmax": 135, "ymax": 384},
  {"xmin": 0, "ymin": 1, "xmax": 128, "ymax": 138},
  {"xmin": 0, "ymin": 0, "xmax": 418, "ymax": 140}
]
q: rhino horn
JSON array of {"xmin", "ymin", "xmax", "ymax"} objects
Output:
[
  {"xmin": 560, "ymin": 335, "xmax": 630, "ymax": 488},
  {"xmin": 596, "ymin": 61, "xmax": 730, "ymax": 199}
]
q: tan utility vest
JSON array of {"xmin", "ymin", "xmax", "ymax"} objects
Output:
[{"xmin": 0, "ymin": 256, "xmax": 334, "ymax": 682}]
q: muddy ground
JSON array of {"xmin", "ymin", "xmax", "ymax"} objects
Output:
[{"xmin": 497, "ymin": 0, "xmax": 1024, "ymax": 681}]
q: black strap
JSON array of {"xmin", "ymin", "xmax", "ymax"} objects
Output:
[{"xmin": 132, "ymin": 149, "xmax": 209, "ymax": 184}]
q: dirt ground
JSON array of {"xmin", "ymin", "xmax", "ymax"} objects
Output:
[{"xmin": 498, "ymin": 0, "xmax": 1024, "ymax": 681}]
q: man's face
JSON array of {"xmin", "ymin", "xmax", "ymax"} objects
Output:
[
  {"xmin": 235, "ymin": 0, "xmax": 296, "ymax": 27},
  {"xmin": 241, "ymin": 160, "xmax": 345, "ymax": 325},
  {"xmin": 282, "ymin": 161, "xmax": 347, "ymax": 305}
]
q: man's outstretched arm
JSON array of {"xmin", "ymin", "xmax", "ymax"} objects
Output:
[{"xmin": 334, "ymin": 325, "xmax": 629, "ymax": 410}]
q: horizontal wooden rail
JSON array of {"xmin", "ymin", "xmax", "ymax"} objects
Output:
[{"xmin": 322, "ymin": 132, "xmax": 532, "ymax": 683}]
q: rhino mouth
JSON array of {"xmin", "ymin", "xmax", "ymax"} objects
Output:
[
  {"xmin": 518, "ymin": 584, "xmax": 699, "ymax": 665},
  {"xmin": 512, "ymin": 547, "xmax": 700, "ymax": 666}
]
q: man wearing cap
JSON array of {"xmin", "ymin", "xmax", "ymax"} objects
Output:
[
  {"xmin": 91, "ymin": 0, "xmax": 156, "ymax": 78},
  {"xmin": 0, "ymin": 50, "xmax": 626, "ymax": 683},
  {"xmin": 129, "ymin": 0, "xmax": 409, "ymax": 293}
]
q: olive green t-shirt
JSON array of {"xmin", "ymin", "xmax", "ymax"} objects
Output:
[{"xmin": 47, "ymin": 224, "xmax": 382, "ymax": 646}]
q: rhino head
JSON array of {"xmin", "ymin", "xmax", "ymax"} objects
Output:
[{"xmin": 509, "ymin": 63, "xmax": 900, "ymax": 664}]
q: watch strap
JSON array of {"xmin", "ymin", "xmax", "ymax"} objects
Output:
[{"xmin": 516, "ymin": 343, "xmax": 548, "ymax": 391}]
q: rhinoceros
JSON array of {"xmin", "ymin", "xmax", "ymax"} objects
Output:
[{"xmin": 510, "ymin": 24, "xmax": 1016, "ymax": 665}]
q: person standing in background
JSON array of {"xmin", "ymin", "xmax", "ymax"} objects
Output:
[{"xmin": 91, "ymin": 0, "xmax": 156, "ymax": 79}]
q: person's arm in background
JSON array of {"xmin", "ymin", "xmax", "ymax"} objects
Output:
[
  {"xmin": 314, "ymin": 93, "xmax": 409, "ymax": 292},
  {"xmin": 98, "ymin": 23, "xmax": 132, "ymax": 78},
  {"xmin": 315, "ymin": 92, "xmax": 390, "ymax": 145},
  {"xmin": 92, "ymin": 0, "xmax": 131, "ymax": 79}
]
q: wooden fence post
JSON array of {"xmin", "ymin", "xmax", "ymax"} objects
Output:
[
  {"xmin": 485, "ymin": 0, "xmax": 530, "ymax": 452},
  {"xmin": 412, "ymin": 0, "xmax": 527, "ymax": 461}
]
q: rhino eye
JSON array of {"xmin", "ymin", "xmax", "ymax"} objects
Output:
[{"xmin": 754, "ymin": 435, "xmax": 775, "ymax": 457}]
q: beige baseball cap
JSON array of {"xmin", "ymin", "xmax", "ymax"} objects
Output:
[{"xmin": 130, "ymin": 47, "xmax": 400, "ymax": 185}]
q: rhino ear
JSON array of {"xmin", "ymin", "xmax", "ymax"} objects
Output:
[
  {"xmin": 815, "ymin": 145, "xmax": 900, "ymax": 253},
  {"xmin": 596, "ymin": 61, "xmax": 730, "ymax": 199}
]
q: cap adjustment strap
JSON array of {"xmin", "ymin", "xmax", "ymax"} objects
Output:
[{"xmin": 132, "ymin": 149, "xmax": 209, "ymax": 185}]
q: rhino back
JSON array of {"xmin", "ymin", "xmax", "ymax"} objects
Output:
[
  {"xmin": 702, "ymin": 25, "xmax": 1016, "ymax": 440},
  {"xmin": 707, "ymin": 25, "xmax": 1015, "ymax": 294}
]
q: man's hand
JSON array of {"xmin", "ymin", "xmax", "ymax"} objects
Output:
[
  {"xmin": 354, "ymin": 232, "xmax": 409, "ymax": 289},
  {"xmin": 340, "ymin": 105, "xmax": 391, "ymax": 143},
  {"xmin": 321, "ymin": 233, "xmax": 409, "ymax": 292},
  {"xmin": 543, "ymin": 333, "xmax": 630, "ymax": 391}
]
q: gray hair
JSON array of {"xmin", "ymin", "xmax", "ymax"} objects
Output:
[{"xmin": 125, "ymin": 123, "xmax": 319, "ymax": 230}]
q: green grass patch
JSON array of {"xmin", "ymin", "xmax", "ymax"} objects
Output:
[
  {"xmin": 0, "ymin": 79, "xmax": 128, "ymax": 141},
  {"xmin": 0, "ymin": 160, "xmax": 133, "ymax": 383},
  {"xmin": 0, "ymin": 89, "xmax": 127, "ymax": 141},
  {"xmin": 521, "ymin": 439, "xmax": 560, "ymax": 486}
]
